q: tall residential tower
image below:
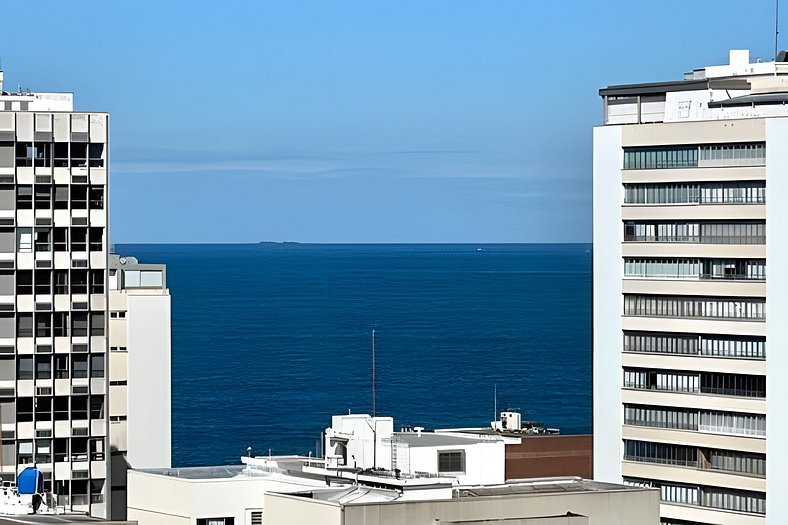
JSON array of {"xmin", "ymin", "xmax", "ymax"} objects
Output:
[
  {"xmin": 593, "ymin": 50, "xmax": 787, "ymax": 525},
  {"xmin": 0, "ymin": 73, "xmax": 110, "ymax": 515},
  {"xmin": 0, "ymin": 68, "xmax": 173, "ymax": 519}
]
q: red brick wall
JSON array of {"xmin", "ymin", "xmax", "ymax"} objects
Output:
[{"xmin": 505, "ymin": 434, "xmax": 593, "ymax": 479}]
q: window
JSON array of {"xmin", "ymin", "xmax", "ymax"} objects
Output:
[
  {"xmin": 35, "ymin": 356, "xmax": 51, "ymax": 380},
  {"xmin": 90, "ymin": 355, "xmax": 104, "ymax": 378},
  {"xmin": 17, "ymin": 314, "xmax": 33, "ymax": 338},
  {"xmin": 70, "ymin": 228, "xmax": 87, "ymax": 251},
  {"xmin": 90, "ymin": 397, "xmax": 104, "ymax": 419},
  {"xmin": 34, "ymin": 186, "xmax": 51, "ymax": 209},
  {"xmin": 88, "ymin": 228, "xmax": 103, "ymax": 252},
  {"xmin": 700, "ymin": 411, "xmax": 765, "ymax": 437},
  {"xmin": 53, "ymin": 186, "xmax": 68, "ymax": 209},
  {"xmin": 71, "ymin": 356, "xmax": 88, "ymax": 379},
  {"xmin": 624, "ymin": 221, "xmax": 765, "ymax": 244},
  {"xmin": 197, "ymin": 519, "xmax": 234, "ymax": 525},
  {"xmin": 437, "ymin": 450, "xmax": 465, "ymax": 473},
  {"xmin": 55, "ymin": 356, "xmax": 68, "ymax": 379},
  {"xmin": 71, "ymin": 314, "xmax": 87, "ymax": 337},
  {"xmin": 624, "ymin": 405, "xmax": 698, "ymax": 431},
  {"xmin": 34, "ymin": 314, "xmax": 51, "ymax": 338},
  {"xmin": 699, "ymin": 143, "xmax": 765, "ymax": 167},
  {"xmin": 88, "ymin": 187, "xmax": 103, "ymax": 209},
  {"xmin": 70, "ymin": 143, "xmax": 87, "ymax": 167},
  {"xmin": 17, "ymin": 357, "xmax": 33, "ymax": 380},
  {"xmin": 16, "ymin": 272, "xmax": 32, "ymax": 295},
  {"xmin": 71, "ymin": 397, "xmax": 88, "ymax": 420},
  {"xmin": 53, "ymin": 143, "xmax": 68, "ymax": 167},
  {"xmin": 623, "ymin": 146, "xmax": 698, "ymax": 169},
  {"xmin": 623, "ymin": 295, "xmax": 766, "ymax": 320},
  {"xmin": 0, "ymin": 143, "xmax": 12, "ymax": 168},
  {"xmin": 88, "ymin": 144, "xmax": 104, "ymax": 168},
  {"xmin": 17, "ymin": 228, "xmax": 32, "ymax": 253},
  {"xmin": 15, "ymin": 143, "xmax": 33, "ymax": 168},
  {"xmin": 90, "ymin": 313, "xmax": 105, "ymax": 337},
  {"xmin": 54, "ymin": 271, "xmax": 68, "ymax": 294}
]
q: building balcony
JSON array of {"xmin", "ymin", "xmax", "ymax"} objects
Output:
[
  {"xmin": 622, "ymin": 353, "xmax": 765, "ymax": 375},
  {"xmin": 621, "ymin": 389, "xmax": 766, "ymax": 415},
  {"xmin": 624, "ymin": 235, "xmax": 765, "ymax": 245},
  {"xmin": 622, "ymin": 425, "xmax": 765, "ymax": 455},
  {"xmin": 622, "ymin": 204, "xmax": 765, "ymax": 222},
  {"xmin": 622, "ymin": 459, "xmax": 766, "ymax": 493},
  {"xmin": 622, "ymin": 278, "xmax": 765, "ymax": 298},
  {"xmin": 660, "ymin": 502, "xmax": 765, "ymax": 525},
  {"xmin": 622, "ymin": 243, "xmax": 766, "ymax": 259},
  {"xmin": 622, "ymin": 316, "xmax": 766, "ymax": 338}
]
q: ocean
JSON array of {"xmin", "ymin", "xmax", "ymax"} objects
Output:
[{"xmin": 115, "ymin": 243, "xmax": 592, "ymax": 467}]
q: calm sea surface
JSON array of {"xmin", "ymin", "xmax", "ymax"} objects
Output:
[{"xmin": 116, "ymin": 243, "xmax": 592, "ymax": 467}]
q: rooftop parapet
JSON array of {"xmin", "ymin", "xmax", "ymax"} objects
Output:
[
  {"xmin": 0, "ymin": 67, "xmax": 74, "ymax": 112},
  {"xmin": 600, "ymin": 49, "xmax": 788, "ymax": 125}
]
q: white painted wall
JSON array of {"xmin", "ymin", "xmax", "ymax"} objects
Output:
[
  {"xmin": 406, "ymin": 440, "xmax": 505, "ymax": 486},
  {"xmin": 592, "ymin": 125, "xmax": 624, "ymax": 482},
  {"xmin": 765, "ymin": 117, "xmax": 788, "ymax": 525},
  {"xmin": 128, "ymin": 469, "xmax": 325, "ymax": 525},
  {"xmin": 327, "ymin": 414, "xmax": 393, "ymax": 470},
  {"xmin": 127, "ymin": 294, "xmax": 172, "ymax": 468}
]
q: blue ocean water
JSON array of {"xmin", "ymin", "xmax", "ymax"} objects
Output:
[{"xmin": 115, "ymin": 243, "xmax": 592, "ymax": 467}]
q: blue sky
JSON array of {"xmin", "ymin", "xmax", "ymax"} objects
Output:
[{"xmin": 0, "ymin": 1, "xmax": 780, "ymax": 242}]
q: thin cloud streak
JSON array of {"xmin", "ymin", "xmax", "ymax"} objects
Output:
[{"xmin": 111, "ymin": 150, "xmax": 587, "ymax": 183}]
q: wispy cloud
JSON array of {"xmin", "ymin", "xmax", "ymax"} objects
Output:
[{"xmin": 111, "ymin": 148, "xmax": 585, "ymax": 182}]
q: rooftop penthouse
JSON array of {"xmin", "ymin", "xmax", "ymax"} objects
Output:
[
  {"xmin": 601, "ymin": 50, "xmax": 788, "ymax": 125},
  {"xmin": 0, "ymin": 70, "xmax": 73, "ymax": 112}
]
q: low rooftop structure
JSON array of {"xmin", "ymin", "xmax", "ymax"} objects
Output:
[
  {"xmin": 128, "ymin": 413, "xmax": 647, "ymax": 524},
  {"xmin": 263, "ymin": 476, "xmax": 659, "ymax": 525},
  {"xmin": 0, "ymin": 516, "xmax": 133, "ymax": 524}
]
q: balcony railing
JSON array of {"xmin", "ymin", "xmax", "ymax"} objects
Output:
[
  {"xmin": 699, "ymin": 273, "xmax": 765, "ymax": 281},
  {"xmin": 624, "ymin": 455, "xmax": 698, "ymax": 468},
  {"xmin": 624, "ymin": 235, "xmax": 765, "ymax": 244}
]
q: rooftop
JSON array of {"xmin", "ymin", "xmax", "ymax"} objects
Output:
[
  {"xmin": 457, "ymin": 477, "xmax": 647, "ymax": 498},
  {"xmin": 599, "ymin": 49, "xmax": 788, "ymax": 125},
  {"xmin": 0, "ymin": 516, "xmax": 132, "ymax": 524},
  {"xmin": 394, "ymin": 432, "xmax": 496, "ymax": 447}
]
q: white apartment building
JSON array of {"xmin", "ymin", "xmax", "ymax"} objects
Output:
[
  {"xmin": 593, "ymin": 50, "xmax": 788, "ymax": 524},
  {"xmin": 108, "ymin": 254, "xmax": 171, "ymax": 520},
  {"xmin": 0, "ymin": 68, "xmax": 172, "ymax": 520},
  {"xmin": 0, "ymin": 69, "xmax": 110, "ymax": 516}
]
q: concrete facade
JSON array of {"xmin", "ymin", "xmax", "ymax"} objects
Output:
[
  {"xmin": 263, "ymin": 481, "xmax": 659, "ymax": 525},
  {"xmin": 107, "ymin": 255, "xmax": 171, "ymax": 520},
  {"xmin": 593, "ymin": 50, "xmax": 781, "ymax": 524},
  {"xmin": 0, "ymin": 72, "xmax": 110, "ymax": 516}
]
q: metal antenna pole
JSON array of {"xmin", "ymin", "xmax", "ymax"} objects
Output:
[
  {"xmin": 777, "ymin": 0, "xmax": 781, "ymax": 62},
  {"xmin": 494, "ymin": 382, "xmax": 498, "ymax": 420},
  {"xmin": 372, "ymin": 329, "xmax": 376, "ymax": 418}
]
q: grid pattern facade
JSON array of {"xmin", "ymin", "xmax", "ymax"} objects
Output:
[
  {"xmin": 613, "ymin": 138, "xmax": 767, "ymax": 523},
  {"xmin": 0, "ymin": 109, "xmax": 108, "ymax": 517}
]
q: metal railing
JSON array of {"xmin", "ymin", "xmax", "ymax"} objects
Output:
[{"xmin": 624, "ymin": 235, "xmax": 765, "ymax": 244}]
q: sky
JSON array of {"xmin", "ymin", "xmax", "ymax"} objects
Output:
[{"xmin": 0, "ymin": 1, "xmax": 781, "ymax": 242}]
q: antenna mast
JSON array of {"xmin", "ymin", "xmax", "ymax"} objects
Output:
[
  {"xmin": 777, "ymin": 0, "xmax": 781, "ymax": 62},
  {"xmin": 494, "ymin": 382, "xmax": 498, "ymax": 420},
  {"xmin": 372, "ymin": 329, "xmax": 376, "ymax": 417}
]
